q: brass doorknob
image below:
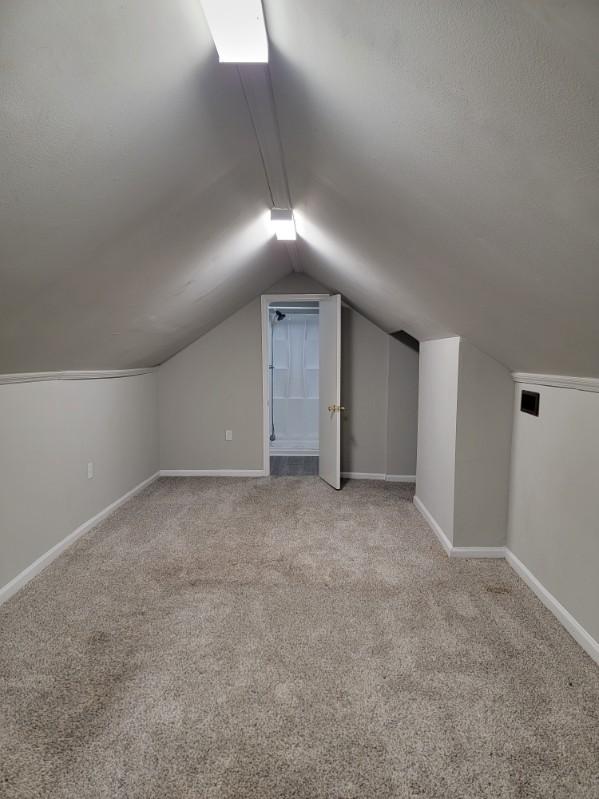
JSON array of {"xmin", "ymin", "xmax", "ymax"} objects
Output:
[{"xmin": 327, "ymin": 404, "xmax": 346, "ymax": 412}]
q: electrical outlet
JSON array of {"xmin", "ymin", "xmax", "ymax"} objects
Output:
[
  {"xmin": 225, "ymin": 430, "xmax": 233, "ymax": 441},
  {"xmin": 87, "ymin": 461, "xmax": 94, "ymax": 479}
]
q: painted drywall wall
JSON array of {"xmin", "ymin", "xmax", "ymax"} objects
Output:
[
  {"xmin": 341, "ymin": 308, "xmax": 388, "ymax": 474},
  {"xmin": 507, "ymin": 384, "xmax": 599, "ymax": 643},
  {"xmin": 387, "ymin": 337, "xmax": 419, "ymax": 477},
  {"xmin": 416, "ymin": 337, "xmax": 513, "ymax": 547},
  {"xmin": 158, "ymin": 274, "xmax": 330, "ymax": 471},
  {"xmin": 159, "ymin": 299, "xmax": 264, "ymax": 470},
  {"xmin": 0, "ymin": 373, "xmax": 158, "ymax": 590},
  {"xmin": 416, "ymin": 338, "xmax": 460, "ymax": 542},
  {"xmin": 159, "ymin": 275, "xmax": 419, "ymax": 474},
  {"xmin": 453, "ymin": 341, "xmax": 513, "ymax": 547}
]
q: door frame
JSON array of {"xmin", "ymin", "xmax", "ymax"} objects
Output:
[{"xmin": 261, "ymin": 293, "xmax": 330, "ymax": 476}]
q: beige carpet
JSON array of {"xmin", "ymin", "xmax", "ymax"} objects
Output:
[{"xmin": 0, "ymin": 477, "xmax": 597, "ymax": 798}]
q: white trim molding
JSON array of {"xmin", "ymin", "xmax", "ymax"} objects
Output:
[
  {"xmin": 341, "ymin": 471, "xmax": 386, "ymax": 481},
  {"xmin": 413, "ymin": 496, "xmax": 505, "ymax": 559},
  {"xmin": 160, "ymin": 469, "xmax": 265, "ymax": 477},
  {"xmin": 261, "ymin": 293, "xmax": 331, "ymax": 477},
  {"xmin": 512, "ymin": 372, "xmax": 599, "ymax": 393},
  {"xmin": 451, "ymin": 546, "xmax": 506, "ymax": 559},
  {"xmin": 0, "ymin": 471, "xmax": 160, "ymax": 606},
  {"xmin": 505, "ymin": 550, "xmax": 599, "ymax": 665},
  {"xmin": 0, "ymin": 368, "xmax": 155, "ymax": 386},
  {"xmin": 341, "ymin": 472, "xmax": 416, "ymax": 482},
  {"xmin": 271, "ymin": 450, "xmax": 319, "ymax": 458},
  {"xmin": 414, "ymin": 495, "xmax": 453, "ymax": 555},
  {"xmin": 413, "ymin": 496, "xmax": 598, "ymax": 663}
]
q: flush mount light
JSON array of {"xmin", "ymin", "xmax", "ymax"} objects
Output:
[
  {"xmin": 271, "ymin": 209, "xmax": 296, "ymax": 241},
  {"xmin": 199, "ymin": 0, "xmax": 268, "ymax": 63}
]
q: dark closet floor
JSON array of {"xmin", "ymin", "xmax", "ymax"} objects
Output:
[{"xmin": 270, "ymin": 455, "xmax": 319, "ymax": 476}]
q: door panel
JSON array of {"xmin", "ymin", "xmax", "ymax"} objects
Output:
[{"xmin": 318, "ymin": 295, "xmax": 342, "ymax": 489}]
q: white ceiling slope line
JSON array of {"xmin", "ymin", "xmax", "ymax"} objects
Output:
[
  {"xmin": 237, "ymin": 64, "xmax": 301, "ymax": 271},
  {"xmin": 0, "ymin": 369, "xmax": 155, "ymax": 386},
  {"xmin": 512, "ymin": 373, "xmax": 599, "ymax": 394}
]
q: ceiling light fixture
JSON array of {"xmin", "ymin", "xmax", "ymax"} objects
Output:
[
  {"xmin": 199, "ymin": 0, "xmax": 268, "ymax": 63},
  {"xmin": 271, "ymin": 209, "xmax": 296, "ymax": 241}
]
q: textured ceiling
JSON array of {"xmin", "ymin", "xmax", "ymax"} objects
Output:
[
  {"xmin": 1, "ymin": 0, "xmax": 598, "ymax": 375},
  {"xmin": 265, "ymin": 0, "xmax": 599, "ymax": 376},
  {"xmin": 0, "ymin": 0, "xmax": 290, "ymax": 371}
]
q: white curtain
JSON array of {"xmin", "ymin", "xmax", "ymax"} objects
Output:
[{"xmin": 272, "ymin": 314, "xmax": 319, "ymax": 447}]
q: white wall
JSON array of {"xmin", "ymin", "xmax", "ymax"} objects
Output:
[
  {"xmin": 0, "ymin": 373, "xmax": 159, "ymax": 591},
  {"xmin": 159, "ymin": 299, "xmax": 264, "ymax": 471},
  {"xmin": 341, "ymin": 311, "xmax": 419, "ymax": 476},
  {"xmin": 416, "ymin": 337, "xmax": 512, "ymax": 548},
  {"xmin": 453, "ymin": 341, "xmax": 513, "ymax": 547},
  {"xmin": 159, "ymin": 275, "xmax": 420, "ymax": 476},
  {"xmin": 387, "ymin": 336, "xmax": 419, "ymax": 477},
  {"xmin": 341, "ymin": 308, "xmax": 388, "ymax": 474},
  {"xmin": 416, "ymin": 338, "xmax": 460, "ymax": 542},
  {"xmin": 507, "ymin": 384, "xmax": 599, "ymax": 643}
]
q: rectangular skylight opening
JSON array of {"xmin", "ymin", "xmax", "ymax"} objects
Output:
[{"xmin": 200, "ymin": 0, "xmax": 268, "ymax": 63}]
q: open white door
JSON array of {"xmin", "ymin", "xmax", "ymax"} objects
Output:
[{"xmin": 319, "ymin": 294, "xmax": 342, "ymax": 489}]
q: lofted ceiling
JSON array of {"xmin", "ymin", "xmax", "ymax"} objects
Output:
[
  {"xmin": 265, "ymin": 0, "xmax": 599, "ymax": 376},
  {"xmin": 0, "ymin": 0, "xmax": 291, "ymax": 371},
  {"xmin": 1, "ymin": 0, "xmax": 598, "ymax": 375}
]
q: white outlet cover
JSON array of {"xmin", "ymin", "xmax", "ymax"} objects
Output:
[
  {"xmin": 225, "ymin": 430, "xmax": 233, "ymax": 441},
  {"xmin": 87, "ymin": 462, "xmax": 94, "ymax": 479}
]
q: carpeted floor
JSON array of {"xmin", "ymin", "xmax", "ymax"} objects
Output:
[{"xmin": 0, "ymin": 477, "xmax": 598, "ymax": 798}]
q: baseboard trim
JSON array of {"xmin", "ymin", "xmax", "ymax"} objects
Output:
[
  {"xmin": 160, "ymin": 469, "xmax": 266, "ymax": 477},
  {"xmin": 505, "ymin": 549, "xmax": 599, "ymax": 665},
  {"xmin": 270, "ymin": 451, "xmax": 319, "ymax": 458},
  {"xmin": 413, "ymin": 495, "xmax": 453, "ymax": 555},
  {"xmin": 413, "ymin": 496, "xmax": 506, "ymax": 559},
  {"xmin": 341, "ymin": 472, "xmax": 386, "ymax": 481},
  {"xmin": 413, "ymin": 495, "xmax": 598, "ymax": 663},
  {"xmin": 341, "ymin": 472, "xmax": 416, "ymax": 482},
  {"xmin": 0, "ymin": 471, "xmax": 160, "ymax": 606},
  {"xmin": 451, "ymin": 546, "xmax": 507, "ymax": 559}
]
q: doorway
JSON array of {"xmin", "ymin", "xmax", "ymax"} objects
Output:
[{"xmin": 261, "ymin": 293, "xmax": 342, "ymax": 487}]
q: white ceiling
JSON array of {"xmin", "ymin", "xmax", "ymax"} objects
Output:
[
  {"xmin": 0, "ymin": 0, "xmax": 290, "ymax": 371},
  {"xmin": 1, "ymin": 0, "xmax": 598, "ymax": 375},
  {"xmin": 265, "ymin": 0, "xmax": 599, "ymax": 376}
]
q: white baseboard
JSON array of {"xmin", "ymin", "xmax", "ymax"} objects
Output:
[
  {"xmin": 505, "ymin": 549, "xmax": 599, "ymax": 665},
  {"xmin": 0, "ymin": 471, "xmax": 160, "ymax": 606},
  {"xmin": 160, "ymin": 469, "xmax": 266, "ymax": 477},
  {"xmin": 451, "ymin": 546, "xmax": 506, "ymax": 558},
  {"xmin": 413, "ymin": 496, "xmax": 505, "ymax": 559},
  {"xmin": 341, "ymin": 472, "xmax": 416, "ymax": 482},
  {"xmin": 413, "ymin": 495, "xmax": 453, "ymax": 555},
  {"xmin": 341, "ymin": 472, "xmax": 386, "ymax": 481},
  {"xmin": 270, "ymin": 451, "xmax": 319, "ymax": 458},
  {"xmin": 413, "ymin": 496, "xmax": 598, "ymax": 663}
]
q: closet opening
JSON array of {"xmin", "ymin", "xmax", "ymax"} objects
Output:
[{"xmin": 261, "ymin": 294, "xmax": 326, "ymax": 476}]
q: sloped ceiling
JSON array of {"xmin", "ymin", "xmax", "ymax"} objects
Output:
[
  {"xmin": 265, "ymin": 0, "xmax": 599, "ymax": 377},
  {"xmin": 1, "ymin": 1, "xmax": 598, "ymax": 376},
  {"xmin": 0, "ymin": 0, "xmax": 291, "ymax": 371}
]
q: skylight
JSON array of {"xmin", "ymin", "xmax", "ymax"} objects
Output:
[{"xmin": 199, "ymin": 0, "xmax": 268, "ymax": 63}]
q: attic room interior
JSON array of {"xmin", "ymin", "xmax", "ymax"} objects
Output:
[{"xmin": 0, "ymin": 0, "xmax": 598, "ymax": 796}]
